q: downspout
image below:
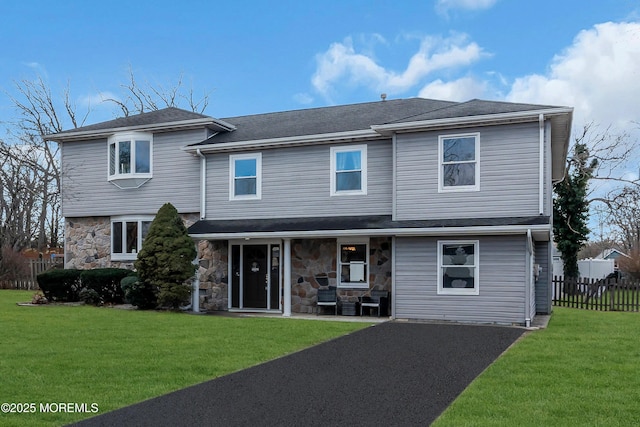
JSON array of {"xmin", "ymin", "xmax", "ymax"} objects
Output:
[
  {"xmin": 525, "ymin": 229, "xmax": 533, "ymax": 328},
  {"xmin": 538, "ymin": 114, "xmax": 545, "ymax": 215},
  {"xmin": 392, "ymin": 133, "xmax": 397, "ymax": 220},
  {"xmin": 196, "ymin": 149, "xmax": 206, "ymax": 220}
]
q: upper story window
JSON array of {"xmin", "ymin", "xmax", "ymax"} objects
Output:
[
  {"xmin": 330, "ymin": 145, "xmax": 367, "ymax": 196},
  {"xmin": 439, "ymin": 133, "xmax": 479, "ymax": 192},
  {"xmin": 108, "ymin": 132, "xmax": 153, "ymax": 189},
  {"xmin": 111, "ymin": 216, "xmax": 153, "ymax": 261},
  {"xmin": 230, "ymin": 153, "xmax": 262, "ymax": 200},
  {"xmin": 437, "ymin": 240, "xmax": 479, "ymax": 295},
  {"xmin": 337, "ymin": 238, "xmax": 369, "ymax": 289}
]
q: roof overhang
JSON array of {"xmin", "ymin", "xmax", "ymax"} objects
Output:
[
  {"xmin": 45, "ymin": 117, "xmax": 236, "ymax": 143},
  {"xmin": 190, "ymin": 223, "xmax": 551, "ymax": 242},
  {"xmin": 183, "ymin": 129, "xmax": 383, "ymax": 154}
]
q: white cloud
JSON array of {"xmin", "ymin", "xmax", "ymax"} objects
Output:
[
  {"xmin": 418, "ymin": 76, "xmax": 488, "ymax": 101},
  {"xmin": 312, "ymin": 34, "xmax": 486, "ymax": 100},
  {"xmin": 507, "ymin": 21, "xmax": 640, "ymax": 129},
  {"xmin": 436, "ymin": 0, "xmax": 498, "ymax": 14}
]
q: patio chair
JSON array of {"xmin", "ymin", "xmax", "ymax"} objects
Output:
[
  {"xmin": 316, "ymin": 287, "xmax": 338, "ymax": 315},
  {"xmin": 360, "ymin": 290, "xmax": 389, "ymax": 317}
]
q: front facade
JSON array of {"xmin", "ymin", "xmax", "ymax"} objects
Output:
[{"xmin": 49, "ymin": 98, "xmax": 572, "ymax": 325}]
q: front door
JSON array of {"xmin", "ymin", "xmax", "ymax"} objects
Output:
[
  {"xmin": 242, "ymin": 245, "xmax": 268, "ymax": 308},
  {"xmin": 230, "ymin": 242, "xmax": 281, "ymax": 310}
]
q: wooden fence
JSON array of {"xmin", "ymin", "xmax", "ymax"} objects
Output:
[
  {"xmin": 552, "ymin": 276, "xmax": 640, "ymax": 312},
  {"xmin": 0, "ymin": 258, "xmax": 63, "ymax": 290}
]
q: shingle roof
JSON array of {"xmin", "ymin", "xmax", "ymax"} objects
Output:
[
  {"xmin": 48, "ymin": 107, "xmax": 215, "ymax": 139},
  {"xmin": 191, "ymin": 98, "xmax": 456, "ymax": 145},
  {"xmin": 387, "ymin": 99, "xmax": 563, "ymax": 123}
]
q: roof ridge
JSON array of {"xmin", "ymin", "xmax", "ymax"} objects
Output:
[{"xmin": 384, "ymin": 99, "xmax": 460, "ymax": 124}]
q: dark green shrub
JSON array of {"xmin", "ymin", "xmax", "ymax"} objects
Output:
[
  {"xmin": 37, "ymin": 269, "xmax": 82, "ymax": 302},
  {"xmin": 135, "ymin": 203, "xmax": 196, "ymax": 310},
  {"xmin": 120, "ymin": 275, "xmax": 158, "ymax": 309},
  {"xmin": 79, "ymin": 268, "xmax": 132, "ymax": 304},
  {"xmin": 79, "ymin": 288, "xmax": 102, "ymax": 306}
]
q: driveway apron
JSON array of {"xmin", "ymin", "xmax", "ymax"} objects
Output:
[{"xmin": 72, "ymin": 321, "xmax": 524, "ymax": 427}]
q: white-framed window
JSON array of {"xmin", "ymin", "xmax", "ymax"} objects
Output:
[
  {"xmin": 111, "ymin": 216, "xmax": 154, "ymax": 261},
  {"xmin": 337, "ymin": 237, "xmax": 369, "ymax": 289},
  {"xmin": 438, "ymin": 133, "xmax": 479, "ymax": 192},
  {"xmin": 108, "ymin": 132, "xmax": 153, "ymax": 189},
  {"xmin": 230, "ymin": 153, "xmax": 262, "ymax": 200},
  {"xmin": 437, "ymin": 240, "xmax": 479, "ymax": 295},
  {"xmin": 330, "ymin": 145, "xmax": 367, "ymax": 196}
]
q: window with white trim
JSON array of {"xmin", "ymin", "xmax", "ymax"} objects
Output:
[
  {"xmin": 437, "ymin": 240, "xmax": 479, "ymax": 295},
  {"xmin": 337, "ymin": 238, "xmax": 369, "ymax": 289},
  {"xmin": 330, "ymin": 145, "xmax": 367, "ymax": 196},
  {"xmin": 111, "ymin": 217, "xmax": 153, "ymax": 261},
  {"xmin": 230, "ymin": 153, "xmax": 262, "ymax": 200},
  {"xmin": 108, "ymin": 132, "xmax": 153, "ymax": 189},
  {"xmin": 439, "ymin": 133, "xmax": 479, "ymax": 191}
]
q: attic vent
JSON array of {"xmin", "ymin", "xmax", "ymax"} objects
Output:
[{"xmin": 380, "ymin": 93, "xmax": 387, "ymax": 101}]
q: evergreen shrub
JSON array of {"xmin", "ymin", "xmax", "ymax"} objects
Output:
[{"xmin": 37, "ymin": 269, "xmax": 82, "ymax": 302}]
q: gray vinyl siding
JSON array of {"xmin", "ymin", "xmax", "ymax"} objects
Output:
[
  {"xmin": 535, "ymin": 240, "xmax": 552, "ymax": 314},
  {"xmin": 395, "ymin": 122, "xmax": 542, "ymax": 220},
  {"xmin": 394, "ymin": 235, "xmax": 527, "ymax": 324},
  {"xmin": 61, "ymin": 129, "xmax": 203, "ymax": 217},
  {"xmin": 205, "ymin": 141, "xmax": 392, "ymax": 220}
]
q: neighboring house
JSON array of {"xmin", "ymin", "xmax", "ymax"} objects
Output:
[
  {"xmin": 47, "ymin": 97, "xmax": 573, "ymax": 326},
  {"xmin": 595, "ymin": 248, "xmax": 629, "ymax": 268}
]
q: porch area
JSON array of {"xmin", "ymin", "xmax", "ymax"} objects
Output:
[{"xmin": 194, "ymin": 236, "xmax": 392, "ymax": 316}]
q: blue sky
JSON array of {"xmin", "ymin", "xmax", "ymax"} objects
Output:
[
  {"xmin": 1, "ymin": 0, "xmax": 639, "ymax": 239},
  {"xmin": 1, "ymin": 0, "xmax": 638, "ymax": 125}
]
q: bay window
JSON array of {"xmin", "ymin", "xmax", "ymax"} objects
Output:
[{"xmin": 108, "ymin": 132, "xmax": 153, "ymax": 189}]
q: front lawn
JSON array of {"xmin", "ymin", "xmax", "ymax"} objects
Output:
[
  {"xmin": 0, "ymin": 290, "xmax": 369, "ymax": 426},
  {"xmin": 433, "ymin": 307, "xmax": 640, "ymax": 426}
]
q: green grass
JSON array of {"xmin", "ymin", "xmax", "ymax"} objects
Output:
[
  {"xmin": 433, "ymin": 307, "xmax": 640, "ymax": 427},
  {"xmin": 0, "ymin": 290, "xmax": 369, "ymax": 426}
]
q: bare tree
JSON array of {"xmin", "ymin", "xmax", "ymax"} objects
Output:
[
  {"xmin": 102, "ymin": 67, "xmax": 210, "ymax": 117},
  {"xmin": 1, "ymin": 70, "xmax": 211, "ymax": 253}
]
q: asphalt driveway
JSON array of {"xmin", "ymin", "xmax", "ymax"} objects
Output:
[{"xmin": 72, "ymin": 321, "xmax": 524, "ymax": 427}]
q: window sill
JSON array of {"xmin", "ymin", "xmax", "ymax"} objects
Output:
[
  {"xmin": 337, "ymin": 282, "xmax": 369, "ymax": 289},
  {"xmin": 331, "ymin": 190, "xmax": 367, "ymax": 197},
  {"xmin": 111, "ymin": 254, "xmax": 137, "ymax": 262},
  {"xmin": 437, "ymin": 289, "xmax": 479, "ymax": 296}
]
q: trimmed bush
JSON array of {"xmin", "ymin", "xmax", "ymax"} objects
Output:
[
  {"xmin": 135, "ymin": 203, "xmax": 196, "ymax": 310},
  {"xmin": 79, "ymin": 268, "xmax": 132, "ymax": 304},
  {"xmin": 120, "ymin": 275, "xmax": 157, "ymax": 309},
  {"xmin": 37, "ymin": 269, "xmax": 82, "ymax": 302}
]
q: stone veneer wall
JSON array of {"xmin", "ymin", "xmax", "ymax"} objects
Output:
[
  {"xmin": 291, "ymin": 237, "xmax": 392, "ymax": 314},
  {"xmin": 197, "ymin": 240, "xmax": 229, "ymax": 311},
  {"xmin": 64, "ymin": 213, "xmax": 200, "ymax": 270},
  {"xmin": 153, "ymin": 236, "xmax": 393, "ymax": 314}
]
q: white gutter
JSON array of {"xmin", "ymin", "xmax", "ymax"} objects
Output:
[
  {"xmin": 183, "ymin": 129, "xmax": 381, "ymax": 154},
  {"xmin": 189, "ymin": 223, "xmax": 551, "ymax": 241},
  {"xmin": 539, "ymin": 114, "xmax": 545, "ymax": 215},
  {"xmin": 196, "ymin": 149, "xmax": 206, "ymax": 219},
  {"xmin": 371, "ymin": 108, "xmax": 573, "ymax": 135}
]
